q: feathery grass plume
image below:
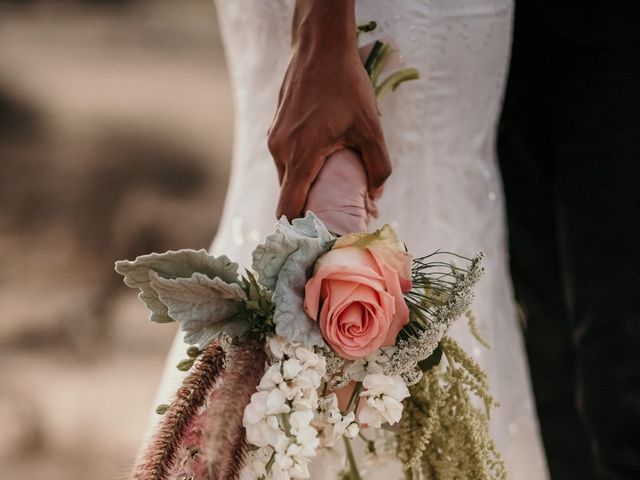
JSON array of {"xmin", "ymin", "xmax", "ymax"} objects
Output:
[
  {"xmin": 130, "ymin": 342, "xmax": 225, "ymax": 480},
  {"xmin": 466, "ymin": 308, "xmax": 491, "ymax": 349},
  {"xmin": 204, "ymin": 334, "xmax": 267, "ymax": 480},
  {"xmin": 397, "ymin": 336, "xmax": 505, "ymax": 480}
]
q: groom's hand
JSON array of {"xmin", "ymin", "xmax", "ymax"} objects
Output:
[{"xmin": 268, "ymin": 0, "xmax": 391, "ymax": 220}]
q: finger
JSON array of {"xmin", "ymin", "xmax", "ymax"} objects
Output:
[
  {"xmin": 267, "ymin": 88, "xmax": 285, "ymax": 139},
  {"xmin": 276, "ymin": 149, "xmax": 327, "ymax": 220},
  {"xmin": 351, "ymin": 127, "xmax": 392, "ymax": 192},
  {"xmin": 267, "ymin": 124, "xmax": 288, "ymax": 185},
  {"xmin": 276, "ymin": 170, "xmax": 313, "ymax": 220},
  {"xmin": 267, "ymin": 71, "xmax": 293, "ymax": 184},
  {"xmin": 268, "ymin": 140, "xmax": 287, "ymax": 185},
  {"xmin": 273, "ymin": 156, "xmax": 286, "ymax": 184},
  {"xmin": 268, "ymin": 66, "xmax": 291, "ymax": 137}
]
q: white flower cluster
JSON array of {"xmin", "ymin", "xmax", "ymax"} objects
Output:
[
  {"xmin": 358, "ymin": 374, "xmax": 410, "ymax": 428},
  {"xmin": 242, "ymin": 337, "xmax": 326, "ymax": 479},
  {"xmin": 316, "ymin": 394, "xmax": 359, "ymax": 448},
  {"xmin": 241, "ymin": 338, "xmax": 411, "ymax": 478}
]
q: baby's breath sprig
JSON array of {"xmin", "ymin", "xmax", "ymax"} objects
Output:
[
  {"xmin": 385, "ymin": 252, "xmax": 484, "ymax": 377},
  {"xmin": 325, "ymin": 350, "xmax": 351, "ymax": 389}
]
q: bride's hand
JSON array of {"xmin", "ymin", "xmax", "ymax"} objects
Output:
[
  {"xmin": 268, "ymin": 0, "xmax": 391, "ymax": 220},
  {"xmin": 305, "ymin": 149, "xmax": 376, "ymax": 235}
]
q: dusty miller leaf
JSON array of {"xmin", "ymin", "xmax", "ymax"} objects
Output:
[
  {"xmin": 149, "ymin": 272, "xmax": 248, "ymax": 347},
  {"xmin": 252, "ymin": 212, "xmax": 335, "ymax": 347},
  {"xmin": 115, "ymin": 249, "xmax": 240, "ymax": 324}
]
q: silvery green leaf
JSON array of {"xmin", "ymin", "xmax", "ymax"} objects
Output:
[
  {"xmin": 272, "ymin": 253, "xmax": 326, "ymax": 347},
  {"xmin": 252, "ymin": 212, "xmax": 334, "ymax": 290},
  {"xmin": 115, "ymin": 249, "xmax": 240, "ymax": 323},
  {"xmin": 149, "ymin": 272, "xmax": 248, "ymax": 347},
  {"xmin": 252, "ymin": 212, "xmax": 334, "ymax": 347},
  {"xmin": 183, "ymin": 316, "xmax": 250, "ymax": 348}
]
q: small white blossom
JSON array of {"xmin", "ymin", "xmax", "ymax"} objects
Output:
[
  {"xmin": 294, "ymin": 346, "xmax": 326, "ymax": 371},
  {"xmin": 266, "ymin": 389, "xmax": 291, "ymax": 415},
  {"xmin": 282, "ymin": 358, "xmax": 303, "ymax": 380},
  {"xmin": 259, "ymin": 364, "xmax": 284, "ymax": 390},
  {"xmin": 291, "ymin": 368, "xmax": 322, "ymax": 391},
  {"xmin": 292, "ymin": 388, "xmax": 318, "ymax": 411},
  {"xmin": 317, "ymin": 393, "xmax": 339, "ymax": 412},
  {"xmin": 315, "ymin": 393, "xmax": 357, "ymax": 447},
  {"xmin": 294, "ymin": 426, "xmax": 320, "ymax": 457},
  {"xmin": 361, "ymin": 373, "xmax": 409, "ymax": 399},
  {"xmin": 358, "ymin": 374, "xmax": 409, "ymax": 428},
  {"xmin": 268, "ymin": 336, "xmax": 285, "ymax": 359},
  {"xmin": 270, "ymin": 460, "xmax": 291, "ymax": 480},
  {"xmin": 344, "ymin": 347, "xmax": 396, "ymax": 381},
  {"xmin": 345, "ymin": 422, "xmax": 360, "ymax": 439},
  {"xmin": 289, "ymin": 410, "xmax": 313, "ymax": 436},
  {"xmin": 240, "ymin": 446, "xmax": 274, "ymax": 479},
  {"xmin": 327, "ymin": 409, "xmax": 342, "ymax": 423},
  {"xmin": 268, "ymin": 335, "xmax": 300, "ymax": 360}
]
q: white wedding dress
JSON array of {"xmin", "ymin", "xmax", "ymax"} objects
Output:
[{"xmin": 145, "ymin": 0, "xmax": 549, "ymax": 478}]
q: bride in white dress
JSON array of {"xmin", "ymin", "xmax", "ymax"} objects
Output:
[{"xmin": 144, "ymin": 0, "xmax": 549, "ymax": 478}]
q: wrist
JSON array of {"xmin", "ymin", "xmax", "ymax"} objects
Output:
[{"xmin": 292, "ymin": 0, "xmax": 357, "ymax": 54}]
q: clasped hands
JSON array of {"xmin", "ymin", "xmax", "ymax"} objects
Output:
[{"xmin": 267, "ymin": 0, "xmax": 391, "ymax": 234}]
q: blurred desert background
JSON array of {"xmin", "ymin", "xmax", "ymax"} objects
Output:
[{"xmin": 0, "ymin": 1, "xmax": 233, "ymax": 478}]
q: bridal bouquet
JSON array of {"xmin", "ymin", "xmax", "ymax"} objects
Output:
[{"xmin": 116, "ymin": 213, "xmax": 505, "ymax": 480}]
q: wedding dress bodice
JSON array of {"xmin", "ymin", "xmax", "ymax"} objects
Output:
[{"xmin": 150, "ymin": 1, "xmax": 549, "ymax": 478}]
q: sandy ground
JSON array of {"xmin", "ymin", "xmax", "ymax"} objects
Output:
[{"xmin": 0, "ymin": 2, "xmax": 233, "ymax": 478}]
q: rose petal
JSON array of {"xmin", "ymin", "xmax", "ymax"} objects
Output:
[
  {"xmin": 377, "ymin": 263, "xmax": 410, "ymax": 346},
  {"xmin": 368, "ymin": 247, "xmax": 413, "ymax": 292},
  {"xmin": 315, "ymin": 246, "xmax": 380, "ymax": 273}
]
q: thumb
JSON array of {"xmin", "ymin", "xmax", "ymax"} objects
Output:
[
  {"xmin": 276, "ymin": 155, "xmax": 325, "ymax": 220},
  {"xmin": 357, "ymin": 129, "xmax": 393, "ymax": 193}
]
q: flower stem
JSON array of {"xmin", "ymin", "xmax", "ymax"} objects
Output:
[
  {"xmin": 344, "ymin": 382, "xmax": 364, "ymax": 414},
  {"xmin": 375, "ymin": 67, "xmax": 420, "ymax": 99},
  {"xmin": 281, "ymin": 412, "xmax": 291, "ymax": 436},
  {"xmin": 259, "ymin": 453, "xmax": 276, "ymax": 480},
  {"xmin": 343, "ymin": 436, "xmax": 363, "ymax": 480}
]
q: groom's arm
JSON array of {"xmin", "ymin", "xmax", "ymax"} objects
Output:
[{"xmin": 268, "ymin": 0, "xmax": 391, "ymax": 220}]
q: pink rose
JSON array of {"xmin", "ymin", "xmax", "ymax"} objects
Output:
[{"xmin": 304, "ymin": 225, "xmax": 413, "ymax": 359}]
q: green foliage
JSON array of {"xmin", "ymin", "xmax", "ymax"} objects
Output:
[
  {"xmin": 417, "ymin": 344, "xmax": 443, "ymax": 372},
  {"xmin": 359, "ymin": 21, "xmax": 420, "ymax": 100},
  {"xmin": 240, "ymin": 271, "xmax": 276, "ymax": 340}
]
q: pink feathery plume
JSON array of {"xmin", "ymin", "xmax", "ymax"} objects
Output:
[
  {"xmin": 204, "ymin": 335, "xmax": 267, "ymax": 480},
  {"xmin": 168, "ymin": 408, "xmax": 211, "ymax": 480},
  {"xmin": 130, "ymin": 342, "xmax": 225, "ymax": 480}
]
